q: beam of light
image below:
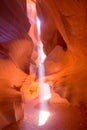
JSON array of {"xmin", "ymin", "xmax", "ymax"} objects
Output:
[
  {"xmin": 38, "ymin": 41, "xmax": 46, "ymax": 64},
  {"xmin": 36, "ymin": 17, "xmax": 41, "ymax": 37},
  {"xmin": 38, "ymin": 110, "xmax": 50, "ymax": 126},
  {"xmin": 36, "ymin": 17, "xmax": 51, "ymax": 126},
  {"xmin": 39, "ymin": 83, "xmax": 51, "ymax": 101},
  {"xmin": 37, "ymin": 19, "xmax": 51, "ymax": 101}
]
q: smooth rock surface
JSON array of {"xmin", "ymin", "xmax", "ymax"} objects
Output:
[{"xmin": 36, "ymin": 0, "xmax": 87, "ymax": 106}]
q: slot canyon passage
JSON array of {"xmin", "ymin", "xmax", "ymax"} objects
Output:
[{"xmin": 0, "ymin": 0, "xmax": 87, "ymax": 129}]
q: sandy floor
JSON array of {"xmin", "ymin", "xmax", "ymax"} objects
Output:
[{"xmin": 3, "ymin": 98, "xmax": 87, "ymax": 130}]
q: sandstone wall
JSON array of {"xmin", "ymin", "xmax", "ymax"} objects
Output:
[
  {"xmin": 36, "ymin": 0, "xmax": 87, "ymax": 106},
  {"xmin": 0, "ymin": 0, "xmax": 34, "ymax": 128}
]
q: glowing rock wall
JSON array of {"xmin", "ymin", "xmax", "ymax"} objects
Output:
[
  {"xmin": 36, "ymin": 0, "xmax": 87, "ymax": 106},
  {"xmin": 0, "ymin": 0, "xmax": 33, "ymax": 128}
]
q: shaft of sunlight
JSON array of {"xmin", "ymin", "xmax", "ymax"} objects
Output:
[
  {"xmin": 36, "ymin": 17, "xmax": 41, "ymax": 37},
  {"xmin": 36, "ymin": 17, "xmax": 51, "ymax": 126},
  {"xmin": 39, "ymin": 83, "xmax": 51, "ymax": 101}
]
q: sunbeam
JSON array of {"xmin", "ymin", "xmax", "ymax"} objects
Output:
[
  {"xmin": 36, "ymin": 17, "xmax": 51, "ymax": 126},
  {"xmin": 39, "ymin": 83, "xmax": 51, "ymax": 101}
]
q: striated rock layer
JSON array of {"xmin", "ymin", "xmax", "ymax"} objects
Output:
[
  {"xmin": 0, "ymin": 0, "xmax": 34, "ymax": 128},
  {"xmin": 36, "ymin": 0, "xmax": 87, "ymax": 106}
]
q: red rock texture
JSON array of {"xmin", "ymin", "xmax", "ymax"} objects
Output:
[
  {"xmin": 36, "ymin": 0, "xmax": 87, "ymax": 106},
  {"xmin": 0, "ymin": 0, "xmax": 34, "ymax": 128}
]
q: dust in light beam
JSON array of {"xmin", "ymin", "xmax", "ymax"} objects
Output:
[{"xmin": 36, "ymin": 17, "xmax": 51, "ymax": 126}]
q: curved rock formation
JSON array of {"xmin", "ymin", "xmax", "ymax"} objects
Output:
[
  {"xmin": 36, "ymin": 0, "xmax": 87, "ymax": 106},
  {"xmin": 0, "ymin": 0, "xmax": 87, "ymax": 128},
  {"xmin": 0, "ymin": 0, "xmax": 34, "ymax": 128}
]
